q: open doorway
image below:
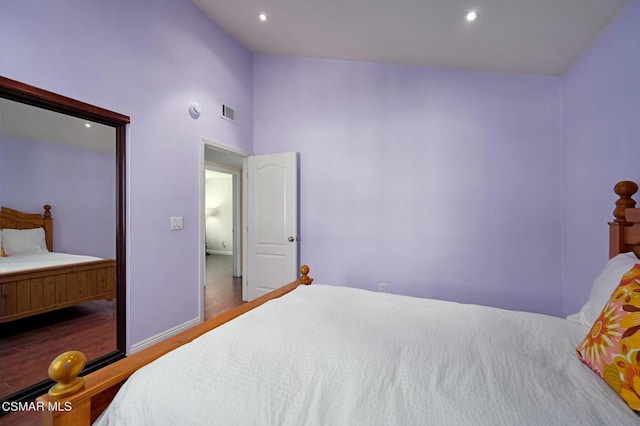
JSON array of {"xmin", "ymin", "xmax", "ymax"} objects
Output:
[
  {"xmin": 204, "ymin": 168, "xmax": 240, "ymax": 319},
  {"xmin": 200, "ymin": 138, "xmax": 248, "ymax": 321}
]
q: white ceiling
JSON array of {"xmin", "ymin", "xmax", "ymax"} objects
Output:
[
  {"xmin": 0, "ymin": 97, "xmax": 115, "ymax": 153},
  {"xmin": 192, "ymin": 0, "xmax": 628, "ymax": 75}
]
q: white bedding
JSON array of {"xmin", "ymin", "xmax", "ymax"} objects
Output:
[
  {"xmin": 0, "ymin": 252, "xmax": 103, "ymax": 274},
  {"xmin": 95, "ymin": 285, "xmax": 639, "ymax": 425}
]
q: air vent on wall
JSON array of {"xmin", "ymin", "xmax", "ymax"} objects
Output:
[{"xmin": 221, "ymin": 104, "xmax": 237, "ymax": 123}]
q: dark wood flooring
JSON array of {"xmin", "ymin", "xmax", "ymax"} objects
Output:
[
  {"xmin": 0, "ymin": 254, "xmax": 243, "ymax": 425},
  {"xmin": 0, "ymin": 408, "xmax": 40, "ymax": 426},
  {"xmin": 0, "ymin": 300, "xmax": 116, "ymax": 425},
  {"xmin": 204, "ymin": 254, "xmax": 244, "ymax": 319},
  {"xmin": 0, "ymin": 300, "xmax": 116, "ymax": 400}
]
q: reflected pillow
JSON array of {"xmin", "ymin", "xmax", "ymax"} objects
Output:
[
  {"xmin": 577, "ymin": 263, "xmax": 640, "ymax": 412},
  {"xmin": 1, "ymin": 228, "xmax": 49, "ymax": 256},
  {"xmin": 567, "ymin": 252, "xmax": 638, "ymax": 327}
]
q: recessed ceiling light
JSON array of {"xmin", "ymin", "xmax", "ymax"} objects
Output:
[
  {"xmin": 258, "ymin": 13, "xmax": 268, "ymax": 22},
  {"xmin": 465, "ymin": 10, "xmax": 479, "ymax": 22},
  {"xmin": 84, "ymin": 123, "xmax": 92, "ymax": 128}
]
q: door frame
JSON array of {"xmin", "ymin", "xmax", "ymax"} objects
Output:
[{"xmin": 199, "ymin": 137, "xmax": 251, "ymax": 321}]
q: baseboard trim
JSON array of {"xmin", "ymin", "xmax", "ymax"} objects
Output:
[
  {"xmin": 129, "ymin": 317, "xmax": 200, "ymax": 355},
  {"xmin": 207, "ymin": 249, "xmax": 232, "ymax": 256}
]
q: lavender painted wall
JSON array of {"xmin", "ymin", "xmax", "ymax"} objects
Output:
[
  {"xmin": 0, "ymin": 0, "xmax": 253, "ymax": 349},
  {"xmin": 561, "ymin": 0, "xmax": 640, "ymax": 316},
  {"xmin": 1, "ymin": 135, "xmax": 115, "ymax": 258},
  {"xmin": 2, "ymin": 0, "xmax": 630, "ymax": 349},
  {"xmin": 254, "ymin": 56, "xmax": 563, "ymax": 315}
]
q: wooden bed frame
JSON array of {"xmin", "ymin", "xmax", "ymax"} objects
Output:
[
  {"xmin": 609, "ymin": 180, "xmax": 640, "ymax": 258},
  {"xmin": 37, "ymin": 266, "xmax": 313, "ymax": 425},
  {"xmin": 32, "ymin": 179, "xmax": 640, "ymax": 425},
  {"xmin": 0, "ymin": 206, "xmax": 116, "ymax": 323}
]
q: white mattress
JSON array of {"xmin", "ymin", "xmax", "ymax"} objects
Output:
[
  {"xmin": 95, "ymin": 285, "xmax": 638, "ymax": 426},
  {"xmin": 0, "ymin": 252, "xmax": 103, "ymax": 274}
]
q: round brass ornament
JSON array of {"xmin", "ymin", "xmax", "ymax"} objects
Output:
[{"xmin": 48, "ymin": 350, "xmax": 86, "ymax": 399}]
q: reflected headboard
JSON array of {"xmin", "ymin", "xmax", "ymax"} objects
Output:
[
  {"xmin": 0, "ymin": 205, "xmax": 53, "ymax": 252},
  {"xmin": 609, "ymin": 181, "xmax": 640, "ymax": 258}
]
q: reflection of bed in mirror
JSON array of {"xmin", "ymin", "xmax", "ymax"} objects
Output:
[{"xmin": 0, "ymin": 205, "xmax": 115, "ymax": 323}]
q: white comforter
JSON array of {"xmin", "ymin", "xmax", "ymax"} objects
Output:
[
  {"xmin": 0, "ymin": 252, "xmax": 103, "ymax": 273},
  {"xmin": 95, "ymin": 285, "xmax": 638, "ymax": 425}
]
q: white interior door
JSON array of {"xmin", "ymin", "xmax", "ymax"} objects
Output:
[{"xmin": 243, "ymin": 152, "xmax": 298, "ymax": 301}]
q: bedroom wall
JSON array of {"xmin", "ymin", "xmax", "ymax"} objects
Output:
[
  {"xmin": 0, "ymin": 0, "xmax": 253, "ymax": 350},
  {"xmin": 561, "ymin": 0, "xmax": 640, "ymax": 316},
  {"xmin": 0, "ymin": 135, "xmax": 115, "ymax": 258},
  {"xmin": 254, "ymin": 56, "xmax": 564, "ymax": 316},
  {"xmin": 3, "ymin": 0, "xmax": 630, "ymax": 346}
]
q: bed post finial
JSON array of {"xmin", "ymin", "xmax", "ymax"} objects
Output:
[
  {"xmin": 43, "ymin": 204, "xmax": 53, "ymax": 251},
  {"xmin": 613, "ymin": 181, "xmax": 638, "ymax": 222},
  {"xmin": 47, "ymin": 351, "xmax": 86, "ymax": 400},
  {"xmin": 299, "ymin": 265, "xmax": 312, "ymax": 284}
]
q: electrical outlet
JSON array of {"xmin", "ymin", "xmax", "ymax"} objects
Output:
[{"xmin": 379, "ymin": 282, "xmax": 387, "ymax": 292}]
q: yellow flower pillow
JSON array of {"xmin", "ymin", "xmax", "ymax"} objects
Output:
[{"xmin": 577, "ymin": 263, "xmax": 640, "ymax": 412}]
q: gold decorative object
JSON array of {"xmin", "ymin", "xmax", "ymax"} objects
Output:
[
  {"xmin": 48, "ymin": 351, "xmax": 86, "ymax": 400},
  {"xmin": 299, "ymin": 264, "xmax": 311, "ymax": 284}
]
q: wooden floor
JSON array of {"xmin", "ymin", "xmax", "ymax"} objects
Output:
[
  {"xmin": 0, "ymin": 300, "xmax": 116, "ymax": 400},
  {"xmin": 0, "ymin": 254, "xmax": 242, "ymax": 425},
  {"xmin": 204, "ymin": 254, "xmax": 244, "ymax": 319},
  {"xmin": 0, "ymin": 300, "xmax": 115, "ymax": 426}
]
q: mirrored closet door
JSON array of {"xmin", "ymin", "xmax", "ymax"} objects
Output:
[{"xmin": 0, "ymin": 76, "xmax": 128, "ymax": 410}]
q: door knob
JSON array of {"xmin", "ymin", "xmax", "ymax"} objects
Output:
[{"xmin": 288, "ymin": 236, "xmax": 295, "ymax": 242}]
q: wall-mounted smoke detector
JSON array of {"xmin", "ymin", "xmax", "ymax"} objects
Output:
[
  {"xmin": 221, "ymin": 105, "xmax": 237, "ymax": 123},
  {"xmin": 189, "ymin": 102, "xmax": 202, "ymax": 119}
]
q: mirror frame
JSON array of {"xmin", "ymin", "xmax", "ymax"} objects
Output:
[{"xmin": 0, "ymin": 75, "xmax": 128, "ymax": 405}]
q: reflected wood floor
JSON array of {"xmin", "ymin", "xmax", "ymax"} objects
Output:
[
  {"xmin": 0, "ymin": 254, "xmax": 242, "ymax": 425},
  {"xmin": 0, "ymin": 300, "xmax": 116, "ymax": 425},
  {"xmin": 0, "ymin": 409, "xmax": 40, "ymax": 426},
  {"xmin": 0, "ymin": 300, "xmax": 116, "ymax": 400}
]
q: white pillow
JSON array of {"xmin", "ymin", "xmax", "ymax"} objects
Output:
[
  {"xmin": 566, "ymin": 252, "xmax": 638, "ymax": 327},
  {"xmin": 1, "ymin": 228, "xmax": 49, "ymax": 256}
]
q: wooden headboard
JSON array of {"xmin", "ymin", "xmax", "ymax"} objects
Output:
[
  {"xmin": 0, "ymin": 205, "xmax": 53, "ymax": 252},
  {"xmin": 609, "ymin": 181, "xmax": 640, "ymax": 258}
]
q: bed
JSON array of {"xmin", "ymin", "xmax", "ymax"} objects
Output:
[
  {"xmin": 38, "ymin": 181, "xmax": 640, "ymax": 425},
  {"xmin": 0, "ymin": 205, "xmax": 116, "ymax": 323}
]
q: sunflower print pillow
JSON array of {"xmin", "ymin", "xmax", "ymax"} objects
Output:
[{"xmin": 577, "ymin": 263, "xmax": 640, "ymax": 412}]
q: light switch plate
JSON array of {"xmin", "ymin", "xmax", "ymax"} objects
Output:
[{"xmin": 170, "ymin": 216, "xmax": 183, "ymax": 230}]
